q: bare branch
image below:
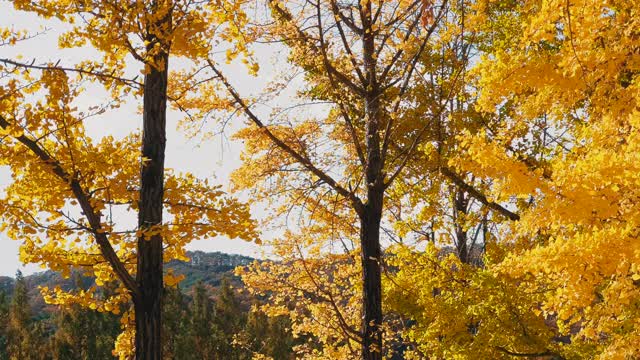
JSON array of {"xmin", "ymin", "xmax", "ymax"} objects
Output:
[
  {"xmin": 268, "ymin": 0, "xmax": 365, "ymax": 96},
  {"xmin": 206, "ymin": 60, "xmax": 364, "ymax": 214}
]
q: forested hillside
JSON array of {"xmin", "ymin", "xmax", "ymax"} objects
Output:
[
  {"xmin": 0, "ymin": 252, "xmax": 296, "ymax": 359},
  {"xmin": 0, "ymin": 251, "xmax": 253, "ymax": 313}
]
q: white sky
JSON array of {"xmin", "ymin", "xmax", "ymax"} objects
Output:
[{"xmin": 0, "ymin": 3, "xmax": 289, "ymax": 276}]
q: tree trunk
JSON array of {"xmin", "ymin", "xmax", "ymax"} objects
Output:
[
  {"xmin": 361, "ymin": 0, "xmax": 384, "ymax": 349},
  {"xmin": 359, "ymin": 189, "xmax": 384, "ymax": 360},
  {"xmin": 454, "ymin": 188, "xmax": 470, "ymax": 264},
  {"xmin": 360, "ymin": 0, "xmax": 385, "ymax": 351},
  {"xmin": 135, "ymin": 47, "xmax": 169, "ymax": 360}
]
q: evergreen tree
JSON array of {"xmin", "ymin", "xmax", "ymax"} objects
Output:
[
  {"xmin": 190, "ymin": 281, "xmax": 217, "ymax": 359},
  {"xmin": 162, "ymin": 287, "xmax": 195, "ymax": 360},
  {"xmin": 0, "ymin": 290, "xmax": 9, "ymax": 360},
  {"xmin": 214, "ymin": 279, "xmax": 244, "ymax": 333},
  {"xmin": 7, "ymin": 270, "xmax": 32, "ymax": 359},
  {"xmin": 212, "ymin": 278, "xmax": 247, "ymax": 359},
  {"xmin": 29, "ymin": 321, "xmax": 53, "ymax": 360},
  {"xmin": 50, "ymin": 277, "xmax": 120, "ymax": 360},
  {"xmin": 241, "ymin": 309, "xmax": 296, "ymax": 359},
  {"xmin": 186, "ymin": 279, "xmax": 255, "ymax": 359},
  {"xmin": 263, "ymin": 316, "xmax": 295, "ymax": 359},
  {"xmin": 51, "ymin": 303, "xmax": 120, "ymax": 359}
]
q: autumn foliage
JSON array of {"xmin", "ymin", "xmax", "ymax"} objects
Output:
[{"xmin": 1, "ymin": 0, "xmax": 640, "ymax": 359}]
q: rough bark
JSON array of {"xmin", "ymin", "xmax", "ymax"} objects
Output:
[
  {"xmin": 360, "ymin": 1, "xmax": 384, "ymax": 355},
  {"xmin": 359, "ymin": 190, "xmax": 384, "ymax": 360},
  {"xmin": 135, "ymin": 42, "xmax": 169, "ymax": 360}
]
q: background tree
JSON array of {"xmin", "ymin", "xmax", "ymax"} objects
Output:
[
  {"xmin": 211, "ymin": 279, "xmax": 246, "ymax": 358},
  {"xmin": 209, "ymin": 0, "xmax": 476, "ymax": 357},
  {"xmin": 187, "ymin": 279, "xmax": 249, "ymax": 359},
  {"xmin": 51, "ymin": 276, "xmax": 120, "ymax": 360},
  {"xmin": 238, "ymin": 308, "xmax": 296, "ymax": 359},
  {"xmin": 6, "ymin": 271, "xmax": 41, "ymax": 359},
  {"xmin": 190, "ymin": 281, "xmax": 216, "ymax": 359},
  {"xmin": 161, "ymin": 287, "xmax": 194, "ymax": 359},
  {"xmin": 0, "ymin": 289, "xmax": 9, "ymax": 360},
  {"xmin": 0, "ymin": 263, "xmax": 293, "ymax": 360},
  {"xmin": 436, "ymin": 0, "xmax": 640, "ymax": 357}
]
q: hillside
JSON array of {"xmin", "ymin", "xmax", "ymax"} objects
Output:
[
  {"xmin": 168, "ymin": 250, "xmax": 254, "ymax": 290},
  {"xmin": 0, "ymin": 251, "xmax": 257, "ymax": 315}
]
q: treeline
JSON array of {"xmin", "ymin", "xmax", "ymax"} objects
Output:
[{"xmin": 0, "ymin": 272, "xmax": 295, "ymax": 359}]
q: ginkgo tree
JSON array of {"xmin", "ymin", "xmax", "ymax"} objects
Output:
[
  {"xmin": 213, "ymin": 0, "xmax": 518, "ymax": 358},
  {"xmin": 441, "ymin": 0, "xmax": 640, "ymax": 358},
  {"xmin": 211, "ymin": 0, "xmax": 457, "ymax": 357},
  {"xmin": 0, "ymin": 1, "xmax": 257, "ymax": 359},
  {"xmin": 235, "ymin": 0, "xmax": 630, "ymax": 358},
  {"xmin": 381, "ymin": 0, "xmax": 640, "ymax": 358}
]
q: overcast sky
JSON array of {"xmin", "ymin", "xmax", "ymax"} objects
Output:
[{"xmin": 0, "ymin": 3, "xmax": 289, "ymax": 276}]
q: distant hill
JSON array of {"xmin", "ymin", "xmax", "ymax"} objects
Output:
[
  {"xmin": 0, "ymin": 251, "xmax": 258, "ymax": 316},
  {"xmin": 169, "ymin": 250, "xmax": 254, "ymax": 290}
]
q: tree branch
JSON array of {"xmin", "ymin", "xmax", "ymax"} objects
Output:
[
  {"xmin": 440, "ymin": 166, "xmax": 520, "ymax": 221},
  {"xmin": 317, "ymin": 1, "xmax": 366, "ymax": 167},
  {"xmin": 206, "ymin": 60, "xmax": 364, "ymax": 214},
  {"xmin": 0, "ymin": 58, "xmax": 142, "ymax": 88},
  {"xmin": 494, "ymin": 346, "xmax": 558, "ymax": 358},
  {"xmin": 0, "ymin": 114, "xmax": 140, "ymax": 298},
  {"xmin": 267, "ymin": 0, "xmax": 365, "ymax": 96}
]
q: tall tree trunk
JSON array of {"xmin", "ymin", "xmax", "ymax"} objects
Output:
[
  {"xmin": 360, "ymin": 0, "xmax": 384, "ymax": 356},
  {"xmin": 135, "ymin": 42, "xmax": 169, "ymax": 360},
  {"xmin": 359, "ymin": 190, "xmax": 384, "ymax": 360},
  {"xmin": 360, "ymin": 109, "xmax": 385, "ymax": 359}
]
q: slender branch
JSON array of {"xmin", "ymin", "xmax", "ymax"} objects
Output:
[
  {"xmin": 294, "ymin": 243, "xmax": 362, "ymax": 342},
  {"xmin": 329, "ymin": 0, "xmax": 366, "ymax": 84},
  {"xmin": 494, "ymin": 346, "xmax": 558, "ymax": 358},
  {"xmin": 317, "ymin": 1, "xmax": 366, "ymax": 167},
  {"xmin": 440, "ymin": 166, "xmax": 520, "ymax": 221},
  {"xmin": 206, "ymin": 60, "xmax": 364, "ymax": 214},
  {"xmin": 0, "ymin": 114, "xmax": 140, "ymax": 298},
  {"xmin": 268, "ymin": 0, "xmax": 365, "ymax": 96},
  {"xmin": 330, "ymin": 1, "xmax": 362, "ymax": 34},
  {"xmin": 383, "ymin": 31, "xmax": 463, "ymax": 188},
  {"xmin": 0, "ymin": 58, "xmax": 142, "ymax": 88}
]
